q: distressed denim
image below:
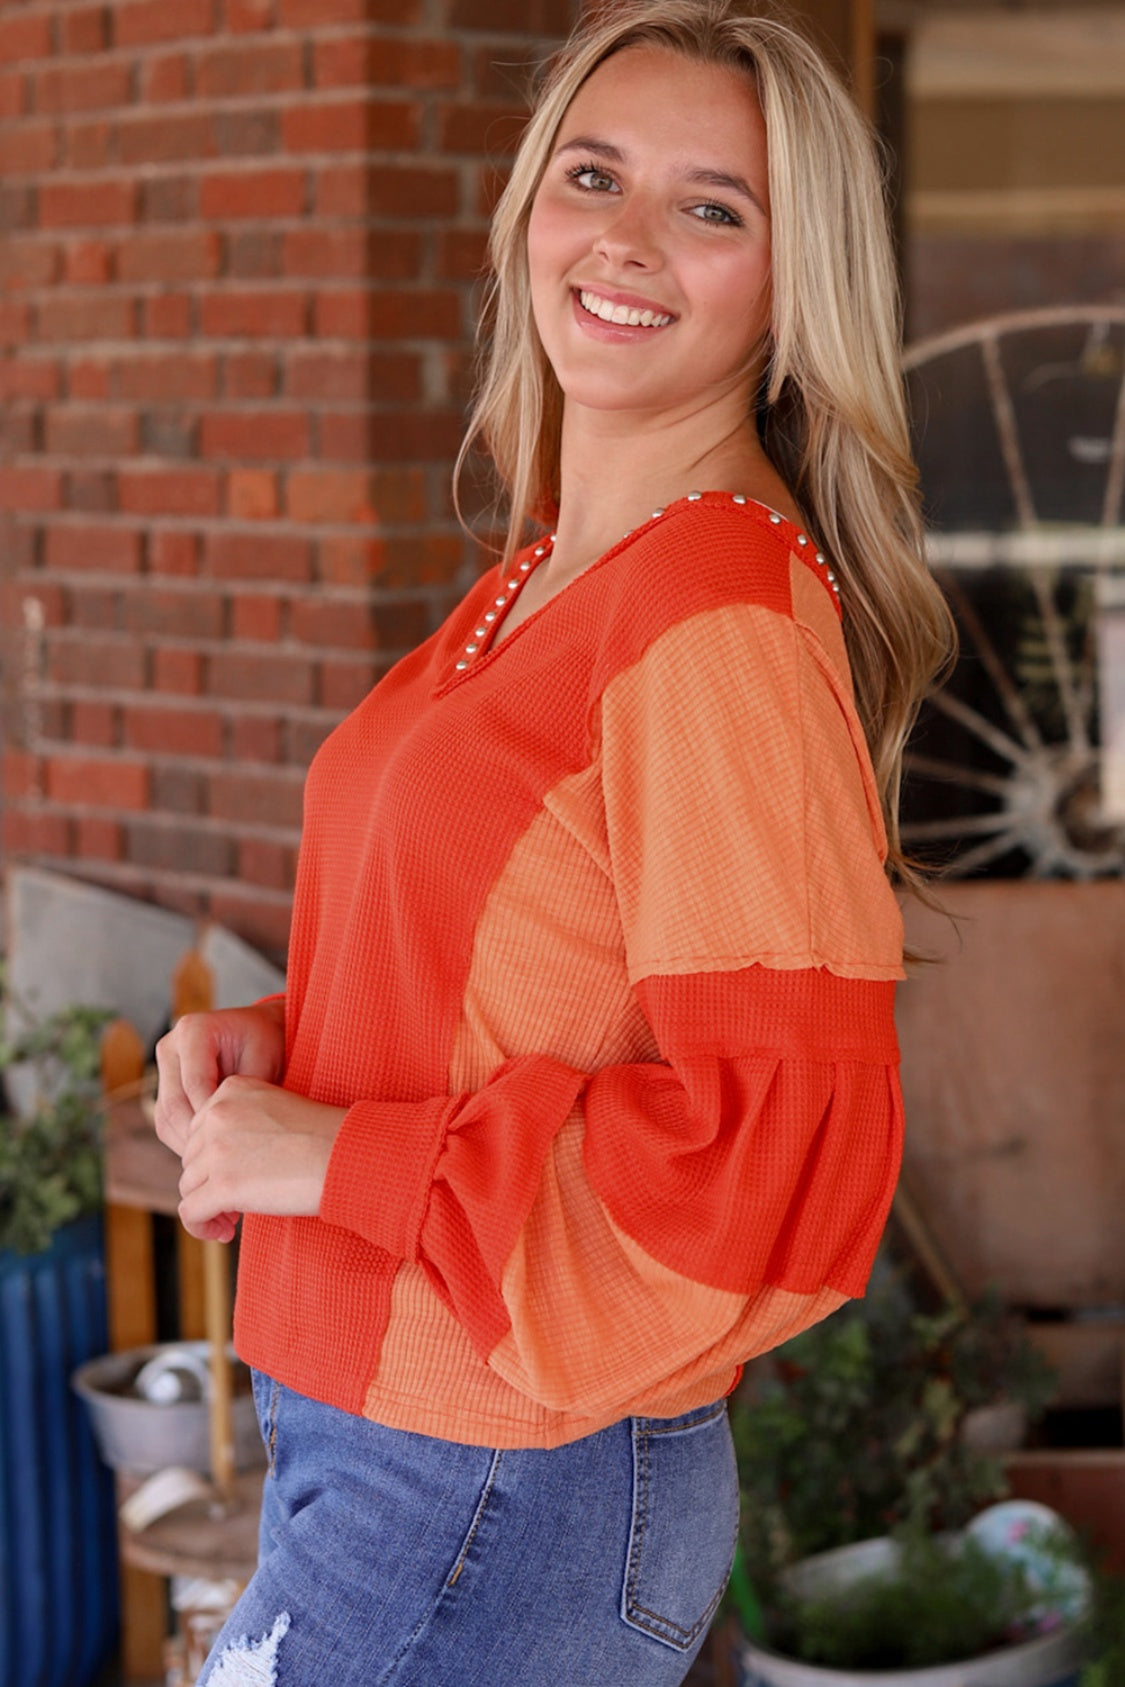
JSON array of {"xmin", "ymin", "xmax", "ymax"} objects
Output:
[{"xmin": 195, "ymin": 1374, "xmax": 739, "ymax": 1687}]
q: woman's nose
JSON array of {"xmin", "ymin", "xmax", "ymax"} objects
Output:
[{"xmin": 593, "ymin": 197, "xmax": 663, "ymax": 269}]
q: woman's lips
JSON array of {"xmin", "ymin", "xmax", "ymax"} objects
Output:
[{"xmin": 570, "ymin": 287, "xmax": 677, "ymax": 339}]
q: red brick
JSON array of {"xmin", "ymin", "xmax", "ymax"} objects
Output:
[
  {"xmin": 0, "ymin": 70, "xmax": 24, "ymax": 119},
  {"xmin": 290, "ymin": 596, "xmax": 373, "ymax": 649},
  {"xmin": 61, "ymin": 8, "xmax": 110, "ymax": 54},
  {"xmin": 371, "ymin": 290, "xmax": 462, "ymax": 340},
  {"xmin": 45, "ymin": 525, "xmax": 142, "ymax": 573},
  {"xmin": 124, "ymin": 704, "xmax": 224, "ymax": 757},
  {"xmin": 68, "ymin": 359, "xmax": 111, "ymax": 400},
  {"xmin": 317, "ymin": 412, "xmax": 372, "ymax": 463},
  {"xmin": 71, "ymin": 700, "xmax": 119, "ymax": 747},
  {"xmin": 40, "ymin": 180, "xmax": 136, "ymax": 228},
  {"xmin": 144, "ymin": 294, "xmax": 193, "ymax": 338},
  {"xmin": 286, "ymin": 468, "xmax": 376, "ymax": 525},
  {"xmin": 116, "ymin": 0, "xmax": 216, "ymax": 47},
  {"xmin": 231, "ymin": 593, "xmax": 282, "ymax": 641},
  {"xmin": 118, "ymin": 231, "xmax": 221, "ymax": 284},
  {"xmin": 341, "ymin": 532, "xmax": 467, "ymax": 589},
  {"xmin": 201, "ymin": 410, "xmax": 308, "ymax": 461},
  {"xmin": 200, "ymin": 291, "xmax": 307, "ymax": 338},
  {"xmin": 3, "ymin": 809, "xmax": 74, "ymax": 858},
  {"xmin": 226, "ymin": 227, "xmax": 282, "ymax": 279},
  {"xmin": 231, "ymin": 714, "xmax": 281, "ymax": 762},
  {"xmin": 313, "ymin": 164, "xmax": 365, "ymax": 218},
  {"xmin": 437, "ymin": 227, "xmax": 489, "ymax": 281},
  {"xmin": 317, "ymin": 535, "xmax": 383, "ymax": 586},
  {"xmin": 119, "ymin": 467, "xmax": 220, "ymax": 518},
  {"xmin": 67, "ymin": 585, "xmax": 119, "ymax": 631},
  {"xmin": 140, "ymin": 51, "xmax": 191, "ymax": 103},
  {"xmin": 36, "ymin": 62, "xmax": 133, "ymax": 115},
  {"xmin": 119, "ymin": 112, "xmax": 213, "ymax": 166},
  {"xmin": 131, "ymin": 819, "xmax": 235, "ymax": 877},
  {"xmin": 76, "ymin": 816, "xmax": 124, "ymax": 859},
  {"xmin": 207, "ymin": 891, "xmax": 290, "ymax": 962},
  {"xmin": 66, "ymin": 468, "xmax": 117, "ymax": 511},
  {"xmin": 118, "ymin": 352, "xmax": 216, "ymax": 402},
  {"xmin": 0, "ymin": 466, "xmax": 62, "ymax": 511},
  {"xmin": 38, "ymin": 294, "xmax": 135, "ymax": 342},
  {"xmin": 0, "ymin": 299, "xmax": 30, "ymax": 343},
  {"xmin": 210, "ymin": 106, "xmax": 280, "ymax": 156},
  {"xmin": 198, "ymin": 41, "xmax": 302, "ymax": 98},
  {"xmin": 237, "ymin": 836, "xmax": 291, "ymax": 890},
  {"xmin": 153, "ymin": 648, "xmax": 203, "ymax": 694},
  {"xmin": 2, "ymin": 750, "xmax": 43, "ymax": 800},
  {"xmin": 148, "ymin": 531, "xmax": 199, "ymax": 576},
  {"xmin": 279, "ymin": 0, "xmax": 390, "ymax": 23},
  {"xmin": 227, "ymin": 469, "xmax": 277, "ymax": 519},
  {"xmin": 123, "ymin": 588, "xmax": 223, "ymax": 640},
  {"xmin": 140, "ymin": 175, "xmax": 199, "ymax": 223},
  {"xmin": 285, "ymin": 349, "xmax": 369, "ymax": 402},
  {"xmin": 449, "ymin": 0, "xmax": 570, "ymax": 29},
  {"xmin": 47, "ymin": 754, "xmax": 149, "ymax": 810},
  {"xmin": 61, "ymin": 120, "xmax": 114, "ymax": 171},
  {"xmin": 0, "ymin": 357, "xmax": 60, "ymax": 401},
  {"xmin": 64, "ymin": 240, "xmax": 113, "ymax": 285},
  {"xmin": 222, "ymin": 350, "xmax": 277, "ymax": 399},
  {"xmin": 204, "ymin": 531, "xmax": 310, "ymax": 582},
  {"xmin": 0, "ymin": 122, "xmax": 55, "ymax": 175},
  {"xmin": 209, "ymin": 653, "xmax": 313, "ymax": 707},
  {"xmin": 225, "ymin": 0, "xmax": 274, "ymax": 30},
  {"xmin": 282, "ymin": 98, "xmax": 419, "ymax": 155},
  {"xmin": 0, "ymin": 238, "xmax": 58, "ymax": 289},
  {"xmin": 45, "ymin": 408, "xmax": 137, "ymax": 458},
  {"xmin": 283, "ymin": 227, "xmax": 368, "ymax": 280},
  {"xmin": 200, "ymin": 167, "xmax": 305, "ymax": 220},
  {"xmin": 319, "ymin": 655, "xmax": 381, "ymax": 711},
  {"xmin": 438, "ymin": 101, "xmax": 525, "ymax": 157},
  {"xmin": 370, "ymin": 38, "xmax": 462, "ymax": 90},
  {"xmin": 0, "ymin": 13, "xmax": 52, "ymax": 65},
  {"xmin": 209, "ymin": 767, "xmax": 305, "ymax": 824}
]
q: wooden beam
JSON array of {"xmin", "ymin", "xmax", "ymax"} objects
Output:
[{"xmin": 791, "ymin": 0, "xmax": 876, "ymax": 116}]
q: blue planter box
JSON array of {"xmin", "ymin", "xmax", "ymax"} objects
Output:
[{"xmin": 0, "ymin": 1215, "xmax": 119, "ymax": 1687}]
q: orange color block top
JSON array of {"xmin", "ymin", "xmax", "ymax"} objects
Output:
[{"xmin": 234, "ymin": 492, "xmax": 906, "ymax": 1449}]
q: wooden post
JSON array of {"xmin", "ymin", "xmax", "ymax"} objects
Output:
[{"xmin": 791, "ymin": 0, "xmax": 876, "ymax": 117}]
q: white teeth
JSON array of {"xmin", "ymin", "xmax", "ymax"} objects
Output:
[{"xmin": 578, "ymin": 290, "xmax": 672, "ymax": 329}]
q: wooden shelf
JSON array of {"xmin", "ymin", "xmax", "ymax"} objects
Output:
[
  {"xmin": 116, "ymin": 1469, "xmax": 264, "ymax": 1582},
  {"xmin": 104, "ymin": 1098, "xmax": 181, "ymax": 1216}
]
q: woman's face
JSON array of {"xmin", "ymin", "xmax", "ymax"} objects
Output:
[{"xmin": 527, "ymin": 44, "xmax": 772, "ymax": 429}]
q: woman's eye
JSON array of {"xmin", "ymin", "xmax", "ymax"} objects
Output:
[
  {"xmin": 567, "ymin": 165, "xmax": 618, "ymax": 193},
  {"xmin": 691, "ymin": 202, "xmax": 741, "ymax": 226}
]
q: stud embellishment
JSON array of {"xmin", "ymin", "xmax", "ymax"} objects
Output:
[
  {"xmin": 687, "ymin": 490, "xmax": 702, "ymax": 501},
  {"xmin": 815, "ymin": 552, "xmax": 826, "ymax": 565},
  {"xmin": 455, "ymin": 660, "xmax": 468, "ymax": 670},
  {"xmin": 797, "ymin": 535, "xmax": 808, "ymax": 546},
  {"xmin": 732, "ymin": 494, "xmax": 747, "ymax": 504},
  {"xmin": 651, "ymin": 508, "xmax": 665, "ymax": 519},
  {"xmin": 769, "ymin": 511, "xmax": 782, "ymax": 524}
]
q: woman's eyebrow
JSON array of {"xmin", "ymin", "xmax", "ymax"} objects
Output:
[{"xmin": 552, "ymin": 138, "xmax": 766, "ymax": 216}]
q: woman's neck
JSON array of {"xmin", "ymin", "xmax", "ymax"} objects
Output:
[{"xmin": 545, "ymin": 403, "xmax": 799, "ymax": 586}]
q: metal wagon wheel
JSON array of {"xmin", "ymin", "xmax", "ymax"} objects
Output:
[{"xmin": 901, "ymin": 305, "xmax": 1125, "ymax": 878}]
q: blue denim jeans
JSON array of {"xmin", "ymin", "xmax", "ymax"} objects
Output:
[{"xmin": 196, "ymin": 1374, "xmax": 738, "ymax": 1686}]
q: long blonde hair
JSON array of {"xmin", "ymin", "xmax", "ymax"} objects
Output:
[{"xmin": 457, "ymin": 0, "xmax": 955, "ymax": 882}]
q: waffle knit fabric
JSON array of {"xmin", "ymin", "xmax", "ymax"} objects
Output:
[{"xmin": 234, "ymin": 491, "xmax": 906, "ymax": 1449}]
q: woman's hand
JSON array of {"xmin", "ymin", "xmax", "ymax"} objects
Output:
[
  {"xmin": 154, "ymin": 1001, "xmax": 287, "ymax": 1157},
  {"xmin": 177, "ymin": 1076, "xmax": 347, "ymax": 1243}
]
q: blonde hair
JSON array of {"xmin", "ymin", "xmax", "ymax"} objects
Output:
[{"xmin": 457, "ymin": 0, "xmax": 955, "ymax": 883}]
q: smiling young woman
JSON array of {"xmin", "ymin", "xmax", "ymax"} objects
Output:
[{"xmin": 155, "ymin": 4, "xmax": 954, "ymax": 1684}]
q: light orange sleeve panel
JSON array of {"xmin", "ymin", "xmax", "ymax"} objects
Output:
[{"xmin": 598, "ymin": 599, "xmax": 904, "ymax": 982}]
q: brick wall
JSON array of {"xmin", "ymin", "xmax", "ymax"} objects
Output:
[{"xmin": 0, "ymin": 0, "xmax": 573, "ymax": 961}]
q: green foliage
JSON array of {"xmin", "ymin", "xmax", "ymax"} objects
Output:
[
  {"xmin": 774, "ymin": 1533, "xmax": 1048, "ymax": 1672},
  {"xmin": 731, "ymin": 1277, "xmax": 1057, "ymax": 1587},
  {"xmin": 0, "ymin": 970, "xmax": 112, "ymax": 1255},
  {"xmin": 1079, "ymin": 1560, "xmax": 1125, "ymax": 1687}
]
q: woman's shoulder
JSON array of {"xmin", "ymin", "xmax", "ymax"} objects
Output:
[{"xmin": 589, "ymin": 489, "xmax": 842, "ymax": 689}]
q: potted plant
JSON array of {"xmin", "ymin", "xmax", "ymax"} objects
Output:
[
  {"xmin": 724, "ymin": 1272, "xmax": 1096, "ymax": 1685},
  {"xmin": 0, "ymin": 970, "xmax": 119, "ymax": 1687}
]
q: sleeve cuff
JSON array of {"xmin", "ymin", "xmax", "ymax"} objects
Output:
[{"xmin": 319, "ymin": 1095, "xmax": 451, "ymax": 1259}]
